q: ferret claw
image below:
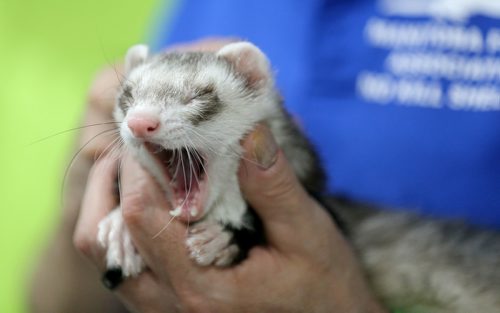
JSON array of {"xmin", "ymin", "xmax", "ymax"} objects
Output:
[{"xmin": 186, "ymin": 221, "xmax": 239, "ymax": 267}]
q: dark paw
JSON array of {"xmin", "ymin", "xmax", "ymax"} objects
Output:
[{"xmin": 102, "ymin": 267, "xmax": 123, "ymax": 290}]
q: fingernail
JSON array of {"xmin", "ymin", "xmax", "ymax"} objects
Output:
[{"xmin": 250, "ymin": 124, "xmax": 278, "ymax": 170}]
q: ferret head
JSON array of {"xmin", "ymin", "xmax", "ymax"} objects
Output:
[{"xmin": 114, "ymin": 42, "xmax": 276, "ymax": 223}]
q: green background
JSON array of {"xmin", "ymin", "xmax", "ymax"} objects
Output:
[{"xmin": 0, "ymin": 0, "xmax": 164, "ymax": 311}]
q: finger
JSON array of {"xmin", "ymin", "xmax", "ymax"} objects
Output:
[
  {"xmin": 238, "ymin": 124, "xmax": 331, "ymax": 254},
  {"xmin": 118, "ymin": 154, "xmax": 180, "ymax": 237},
  {"xmin": 115, "ymin": 270, "xmax": 180, "ymax": 313},
  {"xmin": 73, "ymin": 156, "xmax": 119, "ymax": 269},
  {"xmin": 87, "ymin": 65, "xmax": 124, "ymax": 114},
  {"xmin": 118, "ymin": 155, "xmax": 192, "ymax": 273},
  {"xmin": 78, "ymin": 107, "xmax": 120, "ymax": 161},
  {"xmin": 73, "ymin": 156, "xmax": 173, "ymax": 295},
  {"xmin": 168, "ymin": 37, "xmax": 239, "ymax": 52},
  {"xmin": 80, "ymin": 65, "xmax": 124, "ymax": 160}
]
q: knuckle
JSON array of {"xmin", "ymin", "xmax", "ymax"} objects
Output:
[
  {"xmin": 86, "ymin": 66, "xmax": 122, "ymax": 111},
  {"xmin": 263, "ymin": 165, "xmax": 301, "ymax": 201},
  {"xmin": 73, "ymin": 232, "xmax": 94, "ymax": 258},
  {"xmin": 121, "ymin": 192, "xmax": 146, "ymax": 226},
  {"xmin": 173, "ymin": 282, "xmax": 209, "ymax": 313},
  {"xmin": 179, "ymin": 294, "xmax": 207, "ymax": 313}
]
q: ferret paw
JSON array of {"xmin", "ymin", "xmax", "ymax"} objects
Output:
[
  {"xmin": 97, "ymin": 209, "xmax": 145, "ymax": 277},
  {"xmin": 186, "ymin": 221, "xmax": 239, "ymax": 267}
]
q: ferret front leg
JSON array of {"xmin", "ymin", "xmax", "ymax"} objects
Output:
[
  {"xmin": 97, "ymin": 208, "xmax": 145, "ymax": 278},
  {"xmin": 186, "ymin": 185, "xmax": 248, "ymax": 267},
  {"xmin": 186, "ymin": 220, "xmax": 240, "ymax": 267}
]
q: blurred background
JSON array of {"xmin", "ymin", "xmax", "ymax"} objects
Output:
[{"xmin": 0, "ymin": 0, "xmax": 166, "ymax": 311}]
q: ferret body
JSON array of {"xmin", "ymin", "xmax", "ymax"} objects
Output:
[{"xmin": 97, "ymin": 42, "xmax": 500, "ymax": 312}]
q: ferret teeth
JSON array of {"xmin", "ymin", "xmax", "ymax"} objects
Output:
[
  {"xmin": 170, "ymin": 206, "xmax": 182, "ymax": 217},
  {"xmin": 190, "ymin": 208, "xmax": 198, "ymax": 217}
]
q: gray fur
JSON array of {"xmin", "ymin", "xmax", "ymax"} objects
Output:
[
  {"xmin": 268, "ymin": 101, "xmax": 326, "ymax": 194},
  {"xmin": 117, "ymin": 52, "xmax": 231, "ymax": 124},
  {"xmin": 188, "ymin": 85, "xmax": 224, "ymax": 125},
  {"xmin": 117, "ymin": 84, "xmax": 133, "ymax": 113},
  {"xmin": 332, "ymin": 199, "xmax": 500, "ymax": 313}
]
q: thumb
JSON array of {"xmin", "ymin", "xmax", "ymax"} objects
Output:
[{"xmin": 239, "ymin": 124, "xmax": 326, "ymax": 253}]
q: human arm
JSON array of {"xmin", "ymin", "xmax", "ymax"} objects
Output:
[{"xmin": 28, "ymin": 65, "xmax": 128, "ymax": 313}]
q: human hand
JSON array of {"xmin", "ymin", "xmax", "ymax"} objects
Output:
[
  {"xmin": 100, "ymin": 124, "xmax": 388, "ymax": 313},
  {"xmin": 73, "ymin": 37, "xmax": 387, "ymax": 312},
  {"xmin": 73, "ymin": 156, "xmax": 181, "ymax": 313}
]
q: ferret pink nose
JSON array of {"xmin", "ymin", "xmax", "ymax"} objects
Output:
[{"xmin": 127, "ymin": 117, "xmax": 160, "ymax": 138}]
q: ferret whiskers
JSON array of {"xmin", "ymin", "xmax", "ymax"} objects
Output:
[
  {"xmin": 60, "ymin": 127, "xmax": 119, "ymax": 206},
  {"xmin": 152, "ymin": 214, "xmax": 178, "ymax": 239},
  {"xmin": 29, "ymin": 121, "xmax": 121, "ymax": 146}
]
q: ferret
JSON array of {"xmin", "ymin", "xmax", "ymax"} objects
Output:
[{"xmin": 97, "ymin": 42, "xmax": 500, "ymax": 313}]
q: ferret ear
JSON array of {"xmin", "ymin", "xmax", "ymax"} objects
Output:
[
  {"xmin": 217, "ymin": 42, "xmax": 271, "ymax": 88},
  {"xmin": 125, "ymin": 44, "xmax": 149, "ymax": 74}
]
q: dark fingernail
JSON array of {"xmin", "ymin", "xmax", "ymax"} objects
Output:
[
  {"xmin": 249, "ymin": 124, "xmax": 278, "ymax": 170},
  {"xmin": 102, "ymin": 267, "xmax": 123, "ymax": 290}
]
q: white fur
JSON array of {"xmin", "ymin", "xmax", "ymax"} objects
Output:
[
  {"xmin": 186, "ymin": 221, "xmax": 238, "ymax": 266},
  {"xmin": 124, "ymin": 44, "xmax": 149, "ymax": 74},
  {"xmin": 97, "ymin": 209, "xmax": 144, "ymax": 277},
  {"xmin": 100, "ymin": 42, "xmax": 279, "ymax": 272},
  {"xmin": 217, "ymin": 42, "xmax": 271, "ymax": 86},
  {"xmin": 119, "ymin": 42, "xmax": 278, "ymax": 229}
]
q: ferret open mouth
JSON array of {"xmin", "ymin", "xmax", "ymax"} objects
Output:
[{"xmin": 145, "ymin": 143, "xmax": 209, "ymax": 223}]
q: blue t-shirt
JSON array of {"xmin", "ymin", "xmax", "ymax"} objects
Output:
[{"xmin": 154, "ymin": 0, "xmax": 500, "ymax": 228}]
